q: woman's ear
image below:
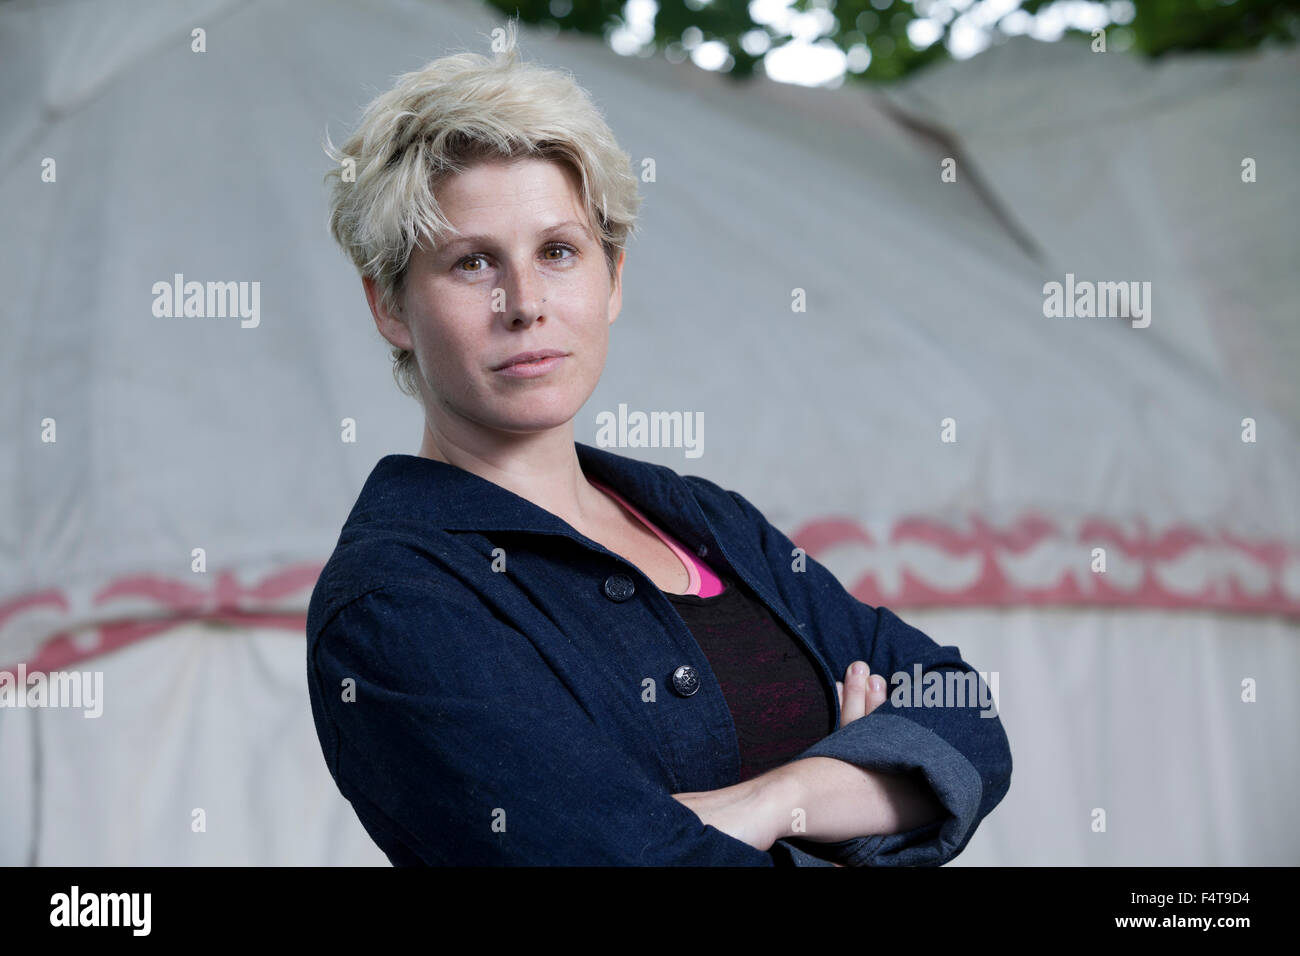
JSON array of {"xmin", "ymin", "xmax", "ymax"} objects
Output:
[
  {"xmin": 608, "ymin": 248, "xmax": 625, "ymax": 326},
  {"xmin": 363, "ymin": 275, "xmax": 413, "ymax": 351}
]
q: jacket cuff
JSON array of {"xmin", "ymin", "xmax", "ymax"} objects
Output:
[
  {"xmin": 788, "ymin": 713, "xmax": 984, "ymax": 866},
  {"xmin": 771, "ymin": 838, "xmax": 837, "ymax": 866}
]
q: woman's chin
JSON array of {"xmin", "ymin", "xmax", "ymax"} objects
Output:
[
  {"xmin": 486, "ymin": 408, "xmax": 584, "ymax": 435},
  {"xmin": 483, "ymin": 390, "xmax": 595, "ymax": 431}
]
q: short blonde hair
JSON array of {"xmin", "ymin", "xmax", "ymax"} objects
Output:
[{"xmin": 322, "ymin": 18, "xmax": 642, "ymax": 399}]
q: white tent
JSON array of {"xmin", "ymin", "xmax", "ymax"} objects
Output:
[{"xmin": 1, "ymin": 0, "xmax": 1296, "ymax": 864}]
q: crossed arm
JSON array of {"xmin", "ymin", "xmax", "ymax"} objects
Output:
[{"xmin": 671, "ymin": 659, "xmax": 948, "ymax": 854}]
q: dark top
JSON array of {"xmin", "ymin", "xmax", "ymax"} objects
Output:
[{"xmin": 666, "ymin": 574, "xmax": 833, "ymax": 783}]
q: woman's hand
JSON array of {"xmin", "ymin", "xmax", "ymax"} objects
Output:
[
  {"xmin": 835, "ymin": 660, "xmax": 889, "ymax": 728},
  {"xmin": 827, "ymin": 661, "xmax": 889, "ymax": 865},
  {"xmin": 671, "ymin": 778, "xmax": 786, "ymax": 852},
  {"xmin": 672, "ymin": 660, "xmax": 892, "ymax": 853}
]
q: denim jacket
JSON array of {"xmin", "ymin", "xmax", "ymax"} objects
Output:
[{"xmin": 305, "ymin": 442, "xmax": 1012, "ymax": 866}]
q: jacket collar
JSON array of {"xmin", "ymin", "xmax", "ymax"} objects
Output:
[{"xmin": 352, "ymin": 442, "xmax": 718, "ymax": 555}]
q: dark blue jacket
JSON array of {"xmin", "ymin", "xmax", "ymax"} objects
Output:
[{"xmin": 305, "ymin": 442, "xmax": 1012, "ymax": 866}]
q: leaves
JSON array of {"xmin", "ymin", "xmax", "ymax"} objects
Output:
[{"xmin": 480, "ymin": 0, "xmax": 1298, "ymax": 84}]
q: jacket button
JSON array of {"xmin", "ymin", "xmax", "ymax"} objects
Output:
[
  {"xmin": 603, "ymin": 573, "xmax": 636, "ymax": 602},
  {"xmin": 697, "ymin": 544, "xmax": 709, "ymax": 557},
  {"xmin": 671, "ymin": 665, "xmax": 700, "ymax": 697}
]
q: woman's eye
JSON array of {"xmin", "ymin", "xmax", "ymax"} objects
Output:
[{"xmin": 456, "ymin": 244, "xmax": 575, "ymax": 273}]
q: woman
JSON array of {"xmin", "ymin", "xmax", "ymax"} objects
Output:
[{"xmin": 307, "ymin": 20, "xmax": 1011, "ymax": 866}]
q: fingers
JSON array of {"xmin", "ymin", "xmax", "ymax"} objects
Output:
[
  {"xmin": 866, "ymin": 670, "xmax": 887, "ymax": 714},
  {"xmin": 840, "ymin": 661, "xmax": 868, "ymax": 725},
  {"xmin": 838, "ymin": 661, "xmax": 888, "ymax": 727}
]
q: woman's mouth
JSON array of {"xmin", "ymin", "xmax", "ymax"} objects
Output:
[{"xmin": 494, "ymin": 354, "xmax": 566, "ymax": 378}]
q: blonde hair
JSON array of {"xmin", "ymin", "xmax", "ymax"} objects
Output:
[{"xmin": 322, "ymin": 18, "xmax": 642, "ymax": 398}]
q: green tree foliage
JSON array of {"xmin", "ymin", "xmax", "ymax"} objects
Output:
[{"xmin": 480, "ymin": 0, "xmax": 1299, "ymax": 83}]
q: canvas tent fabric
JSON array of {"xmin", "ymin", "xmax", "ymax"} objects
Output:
[{"xmin": 0, "ymin": 0, "xmax": 1296, "ymax": 865}]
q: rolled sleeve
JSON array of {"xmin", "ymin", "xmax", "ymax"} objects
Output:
[
  {"xmin": 785, "ymin": 713, "xmax": 987, "ymax": 866},
  {"xmin": 721, "ymin": 488, "xmax": 1013, "ymax": 866},
  {"xmin": 772, "ymin": 839, "xmax": 838, "ymax": 866}
]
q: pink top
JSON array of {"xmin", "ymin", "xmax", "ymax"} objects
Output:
[{"xmin": 588, "ymin": 478, "xmax": 725, "ymax": 597}]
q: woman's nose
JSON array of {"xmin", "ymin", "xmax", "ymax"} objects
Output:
[{"xmin": 502, "ymin": 269, "xmax": 546, "ymax": 325}]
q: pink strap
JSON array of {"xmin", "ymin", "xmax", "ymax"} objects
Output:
[{"xmin": 588, "ymin": 478, "xmax": 724, "ymax": 596}]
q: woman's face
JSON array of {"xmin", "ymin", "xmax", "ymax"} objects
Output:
[{"xmin": 369, "ymin": 156, "xmax": 624, "ymax": 449}]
